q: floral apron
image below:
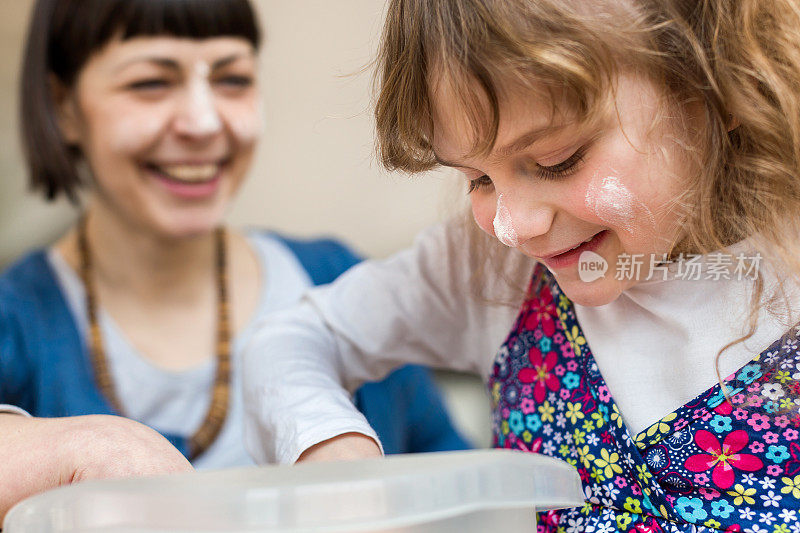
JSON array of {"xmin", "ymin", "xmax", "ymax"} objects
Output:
[{"xmin": 488, "ymin": 265, "xmax": 800, "ymax": 532}]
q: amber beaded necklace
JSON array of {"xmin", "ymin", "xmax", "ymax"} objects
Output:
[{"xmin": 77, "ymin": 218, "xmax": 231, "ymax": 459}]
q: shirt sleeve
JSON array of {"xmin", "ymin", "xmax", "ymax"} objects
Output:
[
  {"xmin": 0, "ymin": 405, "xmax": 31, "ymax": 417},
  {"xmin": 243, "ymin": 220, "xmax": 530, "ymax": 464}
]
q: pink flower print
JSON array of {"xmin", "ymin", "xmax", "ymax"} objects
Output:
[
  {"xmin": 684, "ymin": 430, "xmax": 764, "ymax": 489},
  {"xmin": 693, "ymin": 473, "xmax": 709, "ymax": 485},
  {"xmin": 764, "ymin": 432, "xmax": 779, "ymax": 444},
  {"xmin": 748, "ymin": 413, "xmax": 770, "ymax": 432},
  {"xmin": 615, "ymin": 477, "xmax": 628, "ymax": 489},
  {"xmin": 516, "ymin": 436, "xmax": 542, "ymax": 454},
  {"xmin": 766, "ymin": 464, "xmax": 783, "ymax": 477},
  {"xmin": 748, "ymin": 395, "xmax": 764, "ymax": 408},
  {"xmin": 553, "ymin": 332, "xmax": 565, "ymax": 344},
  {"xmin": 567, "ymin": 360, "xmax": 578, "ymax": 372},
  {"xmin": 749, "ymin": 441, "xmax": 765, "ymax": 453},
  {"xmin": 784, "ymin": 428, "xmax": 799, "ymax": 441},
  {"xmin": 554, "ymin": 364, "xmax": 566, "ymax": 377},
  {"xmin": 559, "ymin": 342, "xmax": 574, "ymax": 358},
  {"xmin": 521, "ymin": 385, "xmax": 533, "ymax": 396},
  {"xmin": 559, "ymin": 388, "xmax": 571, "ymax": 400},
  {"xmin": 631, "ymin": 483, "xmax": 642, "ymax": 496},
  {"xmin": 699, "ymin": 487, "xmax": 720, "ymax": 500},
  {"xmin": 776, "ymin": 415, "xmax": 790, "ymax": 429},
  {"xmin": 733, "ymin": 408, "xmax": 748, "ymax": 421},
  {"xmin": 518, "ymin": 348, "xmax": 560, "ymax": 402},
  {"xmin": 598, "ymin": 385, "xmax": 611, "ymax": 403},
  {"xmin": 525, "ymin": 288, "xmax": 557, "ymax": 336},
  {"xmin": 520, "ymin": 398, "xmax": 537, "ymax": 414}
]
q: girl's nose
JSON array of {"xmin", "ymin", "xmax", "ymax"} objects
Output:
[
  {"xmin": 174, "ymin": 71, "xmax": 223, "ymax": 138},
  {"xmin": 492, "ymin": 190, "xmax": 554, "ymax": 247}
]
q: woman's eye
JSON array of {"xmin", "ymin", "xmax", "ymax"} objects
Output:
[
  {"xmin": 467, "ymin": 175, "xmax": 493, "ymax": 194},
  {"xmin": 215, "ymin": 75, "xmax": 254, "ymax": 88},
  {"xmin": 127, "ymin": 79, "xmax": 170, "ymax": 91},
  {"xmin": 534, "ymin": 147, "xmax": 587, "ymax": 181}
]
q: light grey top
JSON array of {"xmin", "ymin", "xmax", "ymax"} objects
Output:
[{"xmin": 47, "ymin": 231, "xmax": 314, "ymax": 469}]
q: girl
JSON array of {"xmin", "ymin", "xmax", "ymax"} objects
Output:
[
  {"xmin": 244, "ymin": 0, "xmax": 800, "ymax": 530},
  {"xmin": 0, "ymin": 0, "xmax": 468, "ymax": 518}
]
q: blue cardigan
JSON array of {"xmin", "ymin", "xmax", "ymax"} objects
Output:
[{"xmin": 0, "ymin": 234, "xmax": 470, "ymax": 459}]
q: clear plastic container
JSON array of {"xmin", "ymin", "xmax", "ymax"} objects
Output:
[{"xmin": 4, "ymin": 450, "xmax": 584, "ymax": 532}]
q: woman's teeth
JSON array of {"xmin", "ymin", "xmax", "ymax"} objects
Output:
[{"xmin": 156, "ymin": 163, "xmax": 220, "ymax": 182}]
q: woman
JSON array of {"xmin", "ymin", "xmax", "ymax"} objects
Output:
[{"xmin": 0, "ymin": 0, "xmax": 468, "ymax": 518}]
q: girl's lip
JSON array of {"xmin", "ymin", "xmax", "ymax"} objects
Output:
[{"xmin": 541, "ymin": 230, "xmax": 609, "ymax": 269}]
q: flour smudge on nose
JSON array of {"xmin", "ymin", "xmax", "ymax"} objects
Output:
[{"xmin": 493, "ymin": 193, "xmax": 519, "ymax": 247}]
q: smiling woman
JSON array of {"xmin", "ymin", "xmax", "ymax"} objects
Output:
[{"xmin": 0, "ymin": 0, "xmax": 469, "ymax": 520}]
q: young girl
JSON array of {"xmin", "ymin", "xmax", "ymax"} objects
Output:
[
  {"xmin": 244, "ymin": 0, "xmax": 800, "ymax": 530},
  {"xmin": 0, "ymin": 0, "xmax": 468, "ymax": 518}
]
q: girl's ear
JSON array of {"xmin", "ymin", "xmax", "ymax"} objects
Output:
[
  {"xmin": 727, "ymin": 113, "xmax": 741, "ymax": 132},
  {"xmin": 49, "ymin": 74, "xmax": 82, "ymax": 145}
]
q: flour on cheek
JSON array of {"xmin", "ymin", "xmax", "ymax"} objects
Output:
[
  {"xmin": 493, "ymin": 193, "xmax": 520, "ymax": 247},
  {"xmin": 585, "ymin": 173, "xmax": 655, "ymax": 235}
]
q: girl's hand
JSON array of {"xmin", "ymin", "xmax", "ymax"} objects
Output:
[
  {"xmin": 296, "ymin": 432, "xmax": 382, "ymax": 463},
  {"xmin": 0, "ymin": 413, "xmax": 193, "ymax": 521}
]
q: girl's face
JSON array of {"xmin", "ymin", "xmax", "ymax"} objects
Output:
[
  {"xmin": 58, "ymin": 36, "xmax": 260, "ymax": 238},
  {"xmin": 431, "ymin": 74, "xmax": 692, "ymax": 306}
]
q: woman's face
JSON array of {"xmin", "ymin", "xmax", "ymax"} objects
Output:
[
  {"xmin": 58, "ymin": 36, "xmax": 260, "ymax": 237},
  {"xmin": 431, "ymin": 74, "xmax": 694, "ymax": 306}
]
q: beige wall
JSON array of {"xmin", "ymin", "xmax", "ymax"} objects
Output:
[{"xmin": 0, "ymin": 0, "xmax": 461, "ymax": 265}]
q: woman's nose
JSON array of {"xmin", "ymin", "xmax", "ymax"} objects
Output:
[{"xmin": 174, "ymin": 73, "xmax": 223, "ymax": 138}]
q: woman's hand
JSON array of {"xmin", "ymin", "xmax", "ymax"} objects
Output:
[
  {"xmin": 0, "ymin": 413, "xmax": 193, "ymax": 521},
  {"xmin": 296, "ymin": 432, "xmax": 382, "ymax": 463}
]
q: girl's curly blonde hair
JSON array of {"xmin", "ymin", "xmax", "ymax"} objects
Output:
[{"xmin": 373, "ymin": 0, "xmax": 800, "ymax": 388}]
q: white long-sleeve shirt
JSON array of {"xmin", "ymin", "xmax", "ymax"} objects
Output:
[
  {"xmin": 243, "ymin": 219, "xmax": 799, "ymax": 463},
  {"xmin": 242, "ymin": 221, "xmax": 530, "ymax": 464}
]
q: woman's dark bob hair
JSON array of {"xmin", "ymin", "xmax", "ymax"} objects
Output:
[{"xmin": 20, "ymin": 0, "xmax": 261, "ymax": 202}]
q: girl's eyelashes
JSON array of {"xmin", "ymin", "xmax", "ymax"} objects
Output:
[
  {"xmin": 531, "ymin": 146, "xmax": 587, "ymax": 181},
  {"xmin": 465, "ymin": 145, "xmax": 588, "ymax": 194},
  {"xmin": 467, "ymin": 175, "xmax": 493, "ymax": 194}
]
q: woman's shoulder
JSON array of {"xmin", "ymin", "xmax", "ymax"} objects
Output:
[
  {"xmin": 0, "ymin": 249, "xmax": 56, "ymax": 304},
  {"xmin": 245, "ymin": 228, "xmax": 363, "ymax": 286}
]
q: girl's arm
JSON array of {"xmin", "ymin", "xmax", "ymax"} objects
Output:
[{"xmin": 243, "ymin": 220, "xmax": 529, "ymax": 464}]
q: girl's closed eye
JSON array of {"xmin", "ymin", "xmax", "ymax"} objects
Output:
[
  {"xmin": 527, "ymin": 145, "xmax": 587, "ymax": 181},
  {"xmin": 467, "ymin": 174, "xmax": 493, "ymax": 194},
  {"xmin": 466, "ymin": 145, "xmax": 589, "ymax": 194}
]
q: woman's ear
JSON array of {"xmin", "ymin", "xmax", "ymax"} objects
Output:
[{"xmin": 49, "ymin": 74, "xmax": 82, "ymax": 145}]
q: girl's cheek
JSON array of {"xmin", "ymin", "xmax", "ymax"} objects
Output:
[{"xmin": 470, "ymin": 195, "xmax": 497, "ymax": 237}]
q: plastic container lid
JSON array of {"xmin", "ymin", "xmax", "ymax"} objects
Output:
[{"xmin": 4, "ymin": 450, "xmax": 584, "ymax": 533}]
